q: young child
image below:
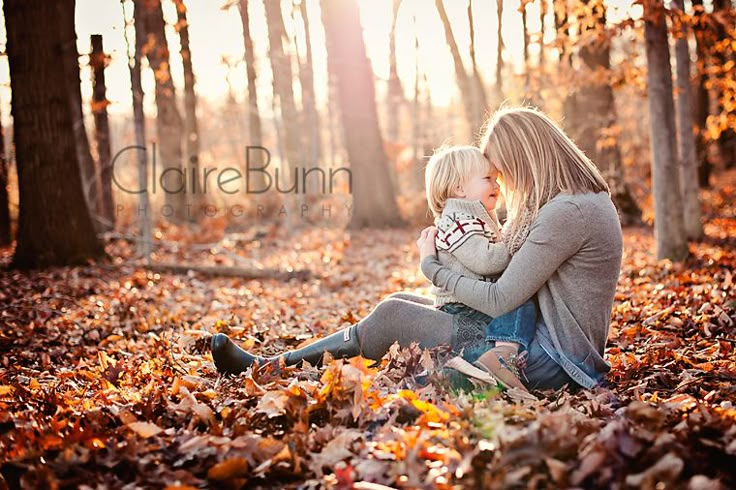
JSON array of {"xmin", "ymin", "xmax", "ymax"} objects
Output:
[{"xmin": 424, "ymin": 146, "xmax": 537, "ymax": 391}]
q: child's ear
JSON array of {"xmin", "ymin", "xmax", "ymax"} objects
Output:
[{"xmin": 454, "ymin": 184, "xmax": 466, "ymax": 198}]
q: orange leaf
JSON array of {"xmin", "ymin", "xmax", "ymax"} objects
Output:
[{"xmin": 207, "ymin": 457, "xmax": 249, "ymax": 481}]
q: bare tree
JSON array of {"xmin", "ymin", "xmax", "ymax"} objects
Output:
[
  {"xmin": 134, "ymin": 0, "xmax": 187, "ymax": 223},
  {"xmin": 563, "ymin": 0, "xmax": 642, "ymax": 225},
  {"xmin": 691, "ymin": 0, "xmax": 711, "ymax": 187},
  {"xmin": 174, "ymin": 0, "xmax": 204, "ymax": 217},
  {"xmin": 712, "ymin": 0, "xmax": 736, "ymax": 168},
  {"xmin": 236, "ymin": 0, "xmax": 267, "ymax": 194},
  {"xmin": 0, "ymin": 111, "xmax": 10, "ymax": 246},
  {"xmin": 553, "ymin": 0, "xmax": 568, "ymax": 62},
  {"xmin": 123, "ymin": 0, "xmax": 151, "ymax": 260},
  {"xmin": 521, "ymin": 0, "xmax": 530, "ymax": 94},
  {"xmin": 321, "ymin": 0, "xmax": 404, "ymax": 228},
  {"xmin": 495, "ymin": 0, "xmax": 505, "ymax": 98},
  {"xmin": 435, "ymin": 0, "xmax": 485, "ymax": 134},
  {"xmin": 411, "ymin": 20, "xmax": 424, "ymax": 192},
  {"xmin": 538, "ymin": 0, "xmax": 547, "ymax": 71},
  {"xmin": 467, "ymin": 0, "xmax": 488, "ymax": 123},
  {"xmin": 672, "ymin": 0, "xmax": 703, "ymax": 239},
  {"xmin": 296, "ymin": 0, "xmax": 322, "ymax": 165},
  {"xmin": 263, "ymin": 0, "xmax": 304, "ymax": 191},
  {"xmin": 644, "ymin": 0, "xmax": 688, "ymax": 260},
  {"xmin": 387, "ymin": 0, "xmax": 405, "ymax": 142},
  {"xmin": 90, "ymin": 35, "xmax": 115, "ymax": 232},
  {"xmin": 6, "ymin": 0, "xmax": 104, "ymax": 268}
]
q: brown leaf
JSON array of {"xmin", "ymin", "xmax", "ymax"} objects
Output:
[
  {"xmin": 570, "ymin": 450, "xmax": 606, "ymax": 486},
  {"xmin": 255, "ymin": 390, "xmax": 288, "ymax": 418},
  {"xmin": 207, "ymin": 457, "xmax": 249, "ymax": 481},
  {"xmin": 625, "ymin": 453, "xmax": 684, "ymax": 487},
  {"xmin": 127, "ymin": 421, "xmax": 163, "ymax": 439}
]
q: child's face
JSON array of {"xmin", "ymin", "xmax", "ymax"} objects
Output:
[{"xmin": 457, "ymin": 166, "xmax": 501, "ymax": 212}]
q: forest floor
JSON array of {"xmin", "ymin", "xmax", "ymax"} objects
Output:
[{"xmin": 1, "ymin": 171, "xmax": 735, "ymax": 489}]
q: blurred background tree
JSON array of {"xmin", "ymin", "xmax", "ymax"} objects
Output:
[{"xmin": 0, "ymin": 0, "xmax": 734, "ymax": 266}]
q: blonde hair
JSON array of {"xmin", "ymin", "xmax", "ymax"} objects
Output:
[
  {"xmin": 425, "ymin": 145, "xmax": 489, "ymax": 217},
  {"xmin": 480, "ymin": 107, "xmax": 609, "ymax": 239}
]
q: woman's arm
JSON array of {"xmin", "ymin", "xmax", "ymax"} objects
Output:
[{"xmin": 421, "ymin": 200, "xmax": 587, "ymax": 317}]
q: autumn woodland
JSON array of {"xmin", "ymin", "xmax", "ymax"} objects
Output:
[{"xmin": 0, "ymin": 0, "xmax": 735, "ymax": 488}]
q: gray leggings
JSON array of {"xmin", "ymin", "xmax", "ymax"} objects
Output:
[
  {"xmin": 354, "ymin": 292, "xmax": 454, "ymax": 360},
  {"xmin": 354, "ymin": 291, "xmax": 573, "ymax": 390}
]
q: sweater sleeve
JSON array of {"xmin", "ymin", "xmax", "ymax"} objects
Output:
[
  {"xmin": 421, "ymin": 199, "xmax": 587, "ymax": 317},
  {"xmin": 450, "ymin": 235, "xmax": 511, "ymax": 276}
]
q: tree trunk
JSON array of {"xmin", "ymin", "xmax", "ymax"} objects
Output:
[
  {"xmin": 174, "ymin": 0, "xmax": 204, "ymax": 218},
  {"xmin": 643, "ymin": 0, "xmax": 688, "ymax": 261},
  {"xmin": 563, "ymin": 0, "xmax": 642, "ymax": 225},
  {"xmin": 435, "ymin": 0, "xmax": 483, "ymax": 134},
  {"xmin": 522, "ymin": 0, "xmax": 530, "ymax": 94},
  {"xmin": 90, "ymin": 35, "xmax": 115, "ymax": 232},
  {"xmin": 712, "ymin": 0, "xmax": 736, "ymax": 169},
  {"xmin": 65, "ymin": 35, "xmax": 101, "ymax": 233},
  {"xmin": 553, "ymin": 0, "xmax": 568, "ymax": 62},
  {"xmin": 539, "ymin": 0, "xmax": 547, "ymax": 71},
  {"xmin": 467, "ymin": 0, "xmax": 488, "ymax": 123},
  {"xmin": 411, "ymin": 25, "xmax": 423, "ymax": 193},
  {"xmin": 691, "ymin": 0, "xmax": 711, "ymax": 188},
  {"xmin": 0, "ymin": 116, "xmax": 10, "ymax": 246},
  {"xmin": 237, "ymin": 0, "xmax": 267, "ymax": 194},
  {"xmin": 387, "ymin": 0, "xmax": 405, "ymax": 142},
  {"xmin": 134, "ymin": 0, "xmax": 186, "ymax": 223},
  {"xmin": 495, "ymin": 0, "xmax": 505, "ymax": 97},
  {"xmin": 321, "ymin": 0, "xmax": 404, "ymax": 228},
  {"xmin": 5, "ymin": 0, "xmax": 104, "ymax": 268},
  {"xmin": 264, "ymin": 0, "xmax": 304, "ymax": 192},
  {"xmin": 128, "ymin": 0, "xmax": 152, "ymax": 261},
  {"xmin": 326, "ymin": 73, "xmax": 340, "ymax": 167},
  {"xmin": 297, "ymin": 0, "xmax": 322, "ymax": 166},
  {"xmin": 672, "ymin": 0, "xmax": 703, "ymax": 240}
]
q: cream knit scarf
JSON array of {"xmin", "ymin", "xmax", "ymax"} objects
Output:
[{"xmin": 501, "ymin": 206, "xmax": 535, "ymax": 256}]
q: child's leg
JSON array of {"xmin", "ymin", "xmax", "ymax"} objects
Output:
[
  {"xmin": 484, "ymin": 300, "xmax": 537, "ymax": 352},
  {"xmin": 469, "ymin": 300, "xmax": 537, "ymax": 392}
]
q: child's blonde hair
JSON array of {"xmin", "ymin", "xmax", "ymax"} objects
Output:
[
  {"xmin": 480, "ymin": 107, "xmax": 609, "ymax": 239},
  {"xmin": 425, "ymin": 145, "xmax": 489, "ymax": 217}
]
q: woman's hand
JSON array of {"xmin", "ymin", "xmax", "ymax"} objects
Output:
[{"xmin": 416, "ymin": 226, "xmax": 438, "ymax": 260}]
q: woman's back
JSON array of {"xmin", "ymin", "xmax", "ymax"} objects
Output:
[{"xmin": 532, "ymin": 191, "xmax": 623, "ymax": 386}]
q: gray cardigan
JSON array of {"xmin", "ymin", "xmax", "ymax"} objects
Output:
[{"xmin": 422, "ymin": 192, "xmax": 623, "ymax": 388}]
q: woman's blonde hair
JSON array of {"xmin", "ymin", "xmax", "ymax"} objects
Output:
[
  {"xmin": 480, "ymin": 107, "xmax": 609, "ymax": 237},
  {"xmin": 425, "ymin": 145, "xmax": 489, "ymax": 217}
]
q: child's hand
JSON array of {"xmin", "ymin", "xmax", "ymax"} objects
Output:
[{"xmin": 416, "ymin": 226, "xmax": 438, "ymax": 260}]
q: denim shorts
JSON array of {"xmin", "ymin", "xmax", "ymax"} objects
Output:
[{"xmin": 485, "ymin": 299, "xmax": 537, "ymax": 352}]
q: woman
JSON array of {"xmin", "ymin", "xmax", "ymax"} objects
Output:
[{"xmin": 211, "ymin": 107, "xmax": 623, "ymax": 391}]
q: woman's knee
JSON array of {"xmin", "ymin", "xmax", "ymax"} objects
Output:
[
  {"xmin": 372, "ymin": 298, "xmax": 407, "ymax": 322},
  {"xmin": 385, "ymin": 292, "xmax": 414, "ymax": 302},
  {"xmin": 385, "ymin": 291, "xmax": 432, "ymax": 305}
]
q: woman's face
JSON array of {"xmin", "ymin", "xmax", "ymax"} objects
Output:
[{"xmin": 483, "ymin": 148, "xmax": 507, "ymax": 193}]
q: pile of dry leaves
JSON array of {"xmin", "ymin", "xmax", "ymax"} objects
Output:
[{"xmin": 1, "ymin": 173, "xmax": 734, "ymax": 489}]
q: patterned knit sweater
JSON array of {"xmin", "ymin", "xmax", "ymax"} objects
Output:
[{"xmin": 432, "ymin": 199, "xmax": 511, "ymax": 306}]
